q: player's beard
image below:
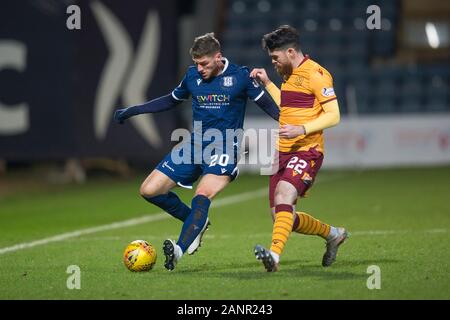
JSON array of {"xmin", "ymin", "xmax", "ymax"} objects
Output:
[{"xmin": 275, "ymin": 63, "xmax": 293, "ymax": 81}]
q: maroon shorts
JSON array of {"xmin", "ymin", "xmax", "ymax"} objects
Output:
[{"xmin": 269, "ymin": 148, "xmax": 324, "ymax": 207}]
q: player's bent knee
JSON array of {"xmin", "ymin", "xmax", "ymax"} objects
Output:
[
  {"xmin": 139, "ymin": 183, "xmax": 162, "ymax": 198},
  {"xmin": 274, "ymin": 181, "xmax": 297, "ymax": 205},
  {"xmin": 194, "ymin": 190, "xmax": 214, "ymax": 200},
  {"xmin": 274, "ymin": 191, "xmax": 295, "ymax": 205},
  {"xmin": 274, "ymin": 189, "xmax": 286, "ymax": 202}
]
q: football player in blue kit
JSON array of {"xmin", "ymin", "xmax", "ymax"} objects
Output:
[{"xmin": 114, "ymin": 33, "xmax": 279, "ymax": 271}]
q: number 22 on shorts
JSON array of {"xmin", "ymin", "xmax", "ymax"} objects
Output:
[{"xmin": 286, "ymin": 156, "xmax": 307, "ymax": 174}]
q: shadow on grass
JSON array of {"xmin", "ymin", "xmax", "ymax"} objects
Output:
[
  {"xmin": 330, "ymin": 258, "xmax": 400, "ymax": 268},
  {"xmin": 174, "ymin": 258, "xmax": 400, "ymax": 281}
]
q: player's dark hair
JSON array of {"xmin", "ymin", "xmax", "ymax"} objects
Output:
[
  {"xmin": 190, "ymin": 32, "xmax": 221, "ymax": 58},
  {"xmin": 262, "ymin": 25, "xmax": 300, "ymax": 51}
]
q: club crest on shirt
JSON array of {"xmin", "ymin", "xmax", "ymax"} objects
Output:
[
  {"xmin": 223, "ymin": 76, "xmax": 233, "ymax": 87},
  {"xmin": 294, "ymin": 75, "xmax": 305, "ymax": 87}
]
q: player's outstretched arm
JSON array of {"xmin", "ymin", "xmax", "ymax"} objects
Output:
[
  {"xmin": 279, "ymin": 100, "xmax": 340, "ymax": 138},
  {"xmin": 250, "ymin": 68, "xmax": 271, "ymax": 85},
  {"xmin": 250, "ymin": 68, "xmax": 280, "ymax": 106},
  {"xmin": 299, "ymin": 68, "xmax": 340, "ymax": 135},
  {"xmin": 302, "ymin": 99, "xmax": 340, "ymax": 134},
  {"xmin": 254, "ymin": 93, "xmax": 280, "ymax": 121},
  {"xmin": 113, "ymin": 93, "xmax": 182, "ymax": 124}
]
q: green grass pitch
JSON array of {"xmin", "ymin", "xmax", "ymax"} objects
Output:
[{"xmin": 0, "ymin": 166, "xmax": 449, "ymax": 299}]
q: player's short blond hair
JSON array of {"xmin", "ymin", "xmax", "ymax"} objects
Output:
[{"xmin": 190, "ymin": 32, "xmax": 221, "ymax": 58}]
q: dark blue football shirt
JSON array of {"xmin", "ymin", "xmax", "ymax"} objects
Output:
[{"xmin": 171, "ymin": 58, "xmax": 265, "ymax": 140}]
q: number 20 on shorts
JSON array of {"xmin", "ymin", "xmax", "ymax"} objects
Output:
[{"xmin": 209, "ymin": 154, "xmax": 230, "ymax": 167}]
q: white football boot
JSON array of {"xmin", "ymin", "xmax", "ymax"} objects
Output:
[
  {"xmin": 187, "ymin": 218, "xmax": 211, "ymax": 255},
  {"xmin": 254, "ymin": 245, "xmax": 280, "ymax": 272},
  {"xmin": 322, "ymin": 227, "xmax": 349, "ymax": 267}
]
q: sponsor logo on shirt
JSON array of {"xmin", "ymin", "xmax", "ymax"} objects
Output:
[
  {"xmin": 197, "ymin": 94, "xmax": 230, "ymax": 102},
  {"xmin": 321, "ymin": 87, "xmax": 335, "ymax": 97},
  {"xmin": 197, "ymin": 94, "xmax": 231, "ymax": 109}
]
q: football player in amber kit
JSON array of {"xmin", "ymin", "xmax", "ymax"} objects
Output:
[{"xmin": 251, "ymin": 25, "xmax": 348, "ymax": 272}]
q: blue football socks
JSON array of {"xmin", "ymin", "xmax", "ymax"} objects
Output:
[
  {"xmin": 143, "ymin": 192, "xmax": 191, "ymax": 222},
  {"xmin": 176, "ymin": 195, "xmax": 211, "ymax": 253}
]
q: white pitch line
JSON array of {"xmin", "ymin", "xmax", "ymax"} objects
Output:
[
  {"xmin": 0, "ymin": 213, "xmax": 168, "ymax": 255},
  {"xmin": 0, "ymin": 188, "xmax": 268, "ymax": 255},
  {"xmin": 350, "ymin": 229, "xmax": 449, "ymax": 236},
  {"xmin": 211, "ymin": 188, "xmax": 267, "ymax": 207},
  {"xmin": 47, "ymin": 228, "xmax": 450, "ymax": 243},
  {"xmin": 203, "ymin": 229, "xmax": 448, "ymax": 238},
  {"xmin": 0, "ymin": 174, "xmax": 345, "ymax": 255}
]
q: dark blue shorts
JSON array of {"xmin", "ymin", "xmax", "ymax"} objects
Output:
[{"xmin": 155, "ymin": 143, "xmax": 239, "ymax": 188}]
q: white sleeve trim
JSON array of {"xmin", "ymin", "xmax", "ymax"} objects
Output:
[
  {"xmin": 253, "ymin": 91, "xmax": 265, "ymax": 101},
  {"xmin": 171, "ymin": 91, "xmax": 187, "ymax": 101}
]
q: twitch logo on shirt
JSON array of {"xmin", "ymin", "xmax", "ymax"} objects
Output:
[{"xmin": 196, "ymin": 94, "xmax": 231, "ymax": 109}]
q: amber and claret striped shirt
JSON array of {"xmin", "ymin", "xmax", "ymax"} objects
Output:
[{"xmin": 275, "ymin": 55, "xmax": 337, "ymax": 153}]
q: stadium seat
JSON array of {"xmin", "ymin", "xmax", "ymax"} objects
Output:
[
  {"xmin": 371, "ymin": 30, "xmax": 396, "ymax": 56},
  {"xmin": 399, "ymin": 98, "xmax": 423, "ymax": 113},
  {"xmin": 426, "ymin": 100, "xmax": 448, "ymax": 112},
  {"xmin": 222, "ymin": 28, "xmax": 248, "ymax": 48},
  {"xmin": 424, "ymin": 77, "xmax": 449, "ymax": 112},
  {"xmin": 300, "ymin": 32, "xmax": 319, "ymax": 51},
  {"xmin": 372, "ymin": 78, "xmax": 398, "ymax": 113},
  {"xmin": 400, "ymin": 77, "xmax": 423, "ymax": 101},
  {"xmin": 354, "ymin": 85, "xmax": 371, "ymax": 114}
]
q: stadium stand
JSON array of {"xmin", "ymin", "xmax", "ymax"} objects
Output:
[{"xmin": 221, "ymin": 0, "xmax": 449, "ymax": 115}]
